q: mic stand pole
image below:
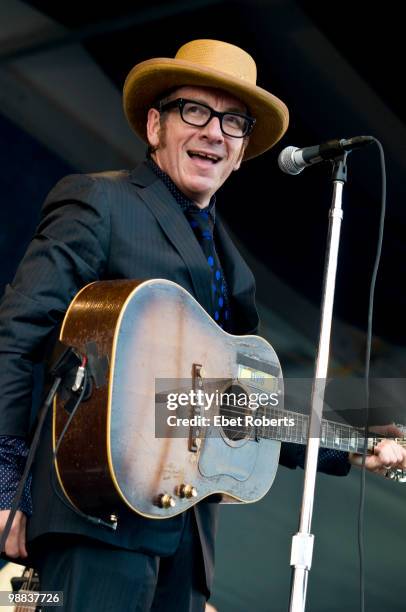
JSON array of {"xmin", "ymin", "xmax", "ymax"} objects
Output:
[{"xmin": 288, "ymin": 155, "xmax": 348, "ymax": 612}]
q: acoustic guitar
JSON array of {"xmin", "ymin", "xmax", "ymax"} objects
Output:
[{"xmin": 53, "ymin": 279, "xmax": 405, "ymax": 526}]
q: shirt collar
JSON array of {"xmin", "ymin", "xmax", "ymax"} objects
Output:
[{"xmin": 146, "ymin": 157, "xmax": 216, "ymax": 221}]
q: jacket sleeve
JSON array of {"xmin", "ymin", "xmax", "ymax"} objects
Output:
[
  {"xmin": 279, "ymin": 442, "xmax": 351, "ymax": 476},
  {"xmin": 0, "ymin": 174, "xmax": 111, "ymax": 437}
]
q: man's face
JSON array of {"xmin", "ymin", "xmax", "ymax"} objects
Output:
[{"xmin": 147, "ymin": 86, "xmax": 248, "ymax": 208}]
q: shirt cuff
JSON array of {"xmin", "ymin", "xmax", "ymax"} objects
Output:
[{"xmin": 0, "ymin": 436, "xmax": 33, "ymax": 516}]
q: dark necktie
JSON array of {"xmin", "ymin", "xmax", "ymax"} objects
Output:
[{"xmin": 185, "ymin": 208, "xmax": 230, "ymax": 330}]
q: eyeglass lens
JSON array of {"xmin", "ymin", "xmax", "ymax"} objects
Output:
[{"xmin": 181, "ymin": 101, "xmax": 249, "ymax": 137}]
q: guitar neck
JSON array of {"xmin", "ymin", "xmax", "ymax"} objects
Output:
[{"xmin": 259, "ymin": 407, "xmax": 377, "ymax": 454}]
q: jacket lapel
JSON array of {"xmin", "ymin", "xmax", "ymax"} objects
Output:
[{"xmin": 129, "ymin": 163, "xmax": 213, "ymax": 315}]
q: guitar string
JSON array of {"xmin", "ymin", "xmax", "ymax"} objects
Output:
[
  {"xmin": 166, "ymin": 409, "xmax": 406, "ymax": 453},
  {"xmin": 180, "ymin": 409, "xmax": 377, "ymax": 451},
  {"xmin": 197, "ymin": 427, "xmax": 379, "ymax": 453},
  {"xmin": 166, "ymin": 397, "xmax": 370, "ymax": 428},
  {"xmin": 202, "ymin": 428, "xmax": 374, "ymax": 451},
  {"xmin": 163, "ymin": 400, "xmax": 401, "ymax": 447},
  {"xmin": 199, "ymin": 402, "xmax": 404, "ymax": 441}
]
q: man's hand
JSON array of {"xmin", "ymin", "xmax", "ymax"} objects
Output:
[
  {"xmin": 349, "ymin": 424, "xmax": 406, "ymax": 475},
  {"xmin": 0, "ymin": 509, "xmax": 28, "ymax": 558}
]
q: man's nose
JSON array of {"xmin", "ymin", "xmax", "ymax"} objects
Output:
[{"xmin": 201, "ymin": 116, "xmax": 224, "ymax": 141}]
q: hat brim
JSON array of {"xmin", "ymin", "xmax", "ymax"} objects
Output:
[{"xmin": 123, "ymin": 58, "xmax": 289, "ymax": 160}]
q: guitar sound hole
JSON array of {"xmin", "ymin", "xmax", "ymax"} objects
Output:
[{"xmin": 219, "ymin": 384, "xmax": 249, "ymax": 441}]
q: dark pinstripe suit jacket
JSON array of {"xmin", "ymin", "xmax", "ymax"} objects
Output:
[{"xmin": 0, "ymin": 161, "xmax": 260, "ymax": 590}]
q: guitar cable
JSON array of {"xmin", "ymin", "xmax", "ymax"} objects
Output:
[
  {"xmin": 0, "ymin": 351, "xmax": 116, "ymax": 561},
  {"xmin": 357, "ymin": 137, "xmax": 386, "ymax": 612},
  {"xmin": 50, "ymin": 364, "xmax": 118, "ymax": 531},
  {"xmin": 0, "ymin": 342, "xmax": 83, "ymax": 557},
  {"xmin": 0, "ymin": 375, "xmax": 62, "ymax": 559}
]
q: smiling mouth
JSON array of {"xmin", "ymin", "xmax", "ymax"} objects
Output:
[{"xmin": 187, "ymin": 150, "xmax": 222, "ymax": 164}]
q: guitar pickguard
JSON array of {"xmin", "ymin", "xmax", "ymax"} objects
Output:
[{"xmin": 198, "ymin": 427, "xmax": 259, "ymax": 481}]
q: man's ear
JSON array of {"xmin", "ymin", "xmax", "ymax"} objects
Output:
[
  {"xmin": 233, "ymin": 137, "xmax": 249, "ymax": 171},
  {"xmin": 146, "ymin": 108, "xmax": 161, "ymax": 148}
]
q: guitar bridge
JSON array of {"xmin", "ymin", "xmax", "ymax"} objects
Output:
[{"xmin": 189, "ymin": 363, "xmax": 204, "ymax": 452}]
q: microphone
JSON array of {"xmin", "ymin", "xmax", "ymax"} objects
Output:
[{"xmin": 278, "ymin": 135, "xmax": 375, "ymax": 175}]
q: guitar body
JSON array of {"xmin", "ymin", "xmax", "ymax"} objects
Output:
[{"xmin": 54, "ymin": 279, "xmax": 283, "ymax": 521}]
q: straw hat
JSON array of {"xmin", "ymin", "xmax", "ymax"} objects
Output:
[{"xmin": 123, "ymin": 39, "xmax": 289, "ymax": 160}]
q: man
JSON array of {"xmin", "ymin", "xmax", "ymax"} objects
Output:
[{"xmin": 0, "ymin": 39, "xmax": 404, "ymax": 611}]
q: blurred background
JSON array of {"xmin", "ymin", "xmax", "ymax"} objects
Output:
[{"xmin": 0, "ymin": 1, "xmax": 405, "ymax": 610}]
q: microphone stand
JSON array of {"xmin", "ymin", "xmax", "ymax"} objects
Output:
[{"xmin": 288, "ymin": 155, "xmax": 348, "ymax": 612}]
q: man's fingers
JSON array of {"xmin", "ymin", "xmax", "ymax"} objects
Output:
[
  {"xmin": 0, "ymin": 510, "xmax": 27, "ymax": 559},
  {"xmin": 350, "ymin": 438, "xmax": 406, "ymax": 474},
  {"xmin": 18, "ymin": 514, "xmax": 28, "ymax": 558},
  {"xmin": 375, "ymin": 440, "xmax": 406, "ymax": 468}
]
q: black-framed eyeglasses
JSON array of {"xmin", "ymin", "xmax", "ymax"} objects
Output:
[{"xmin": 157, "ymin": 98, "xmax": 256, "ymax": 138}]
